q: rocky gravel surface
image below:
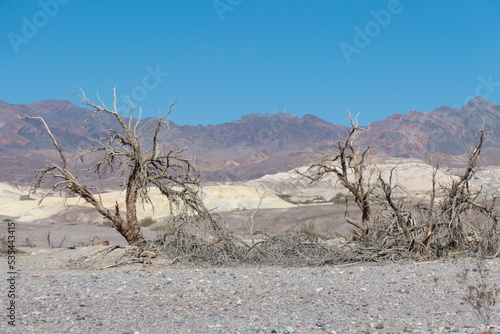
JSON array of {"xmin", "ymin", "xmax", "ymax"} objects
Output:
[{"xmin": 1, "ymin": 249, "xmax": 500, "ymax": 333}]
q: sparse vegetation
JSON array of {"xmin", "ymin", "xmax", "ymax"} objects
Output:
[
  {"xmin": 277, "ymin": 193, "xmax": 291, "ymax": 200},
  {"xmin": 457, "ymin": 256, "xmax": 500, "ymax": 326},
  {"xmin": 278, "ymin": 193, "xmax": 355, "ymax": 205},
  {"xmin": 231, "ymin": 207, "xmax": 248, "ymax": 212},
  {"xmin": 140, "ymin": 216, "xmax": 157, "ymax": 228},
  {"xmin": 46, "ymin": 231, "xmax": 66, "ymax": 248},
  {"xmin": 101, "ymin": 220, "xmax": 113, "ymax": 228},
  {"xmin": 242, "ymin": 186, "xmax": 266, "ymax": 244},
  {"xmin": 151, "ymin": 224, "xmax": 172, "ymax": 232},
  {"xmin": 20, "ymin": 238, "xmax": 36, "ymax": 248},
  {"xmin": 138, "ymin": 228, "xmax": 343, "ymax": 267},
  {"xmin": 297, "ymin": 222, "xmax": 332, "ymax": 240},
  {"xmin": 73, "ymin": 236, "xmax": 99, "ymax": 247},
  {"xmin": 0, "ymin": 235, "xmax": 9, "ymax": 254}
]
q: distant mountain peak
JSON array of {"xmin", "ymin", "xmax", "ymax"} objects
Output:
[
  {"xmin": 24, "ymin": 99, "xmax": 79, "ymax": 114},
  {"xmin": 469, "ymin": 96, "xmax": 486, "ymax": 103},
  {"xmin": 238, "ymin": 112, "xmax": 299, "ymax": 122},
  {"xmin": 435, "ymin": 97, "xmax": 491, "ymax": 115},
  {"xmin": 463, "ymin": 96, "xmax": 491, "ymax": 109},
  {"xmin": 302, "ymin": 113, "xmax": 320, "ymax": 120},
  {"xmin": 1, "ymin": 97, "xmax": 500, "ymax": 183}
]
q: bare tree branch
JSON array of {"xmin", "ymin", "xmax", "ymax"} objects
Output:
[
  {"xmin": 23, "ymin": 89, "xmax": 213, "ymax": 244},
  {"xmin": 297, "ymin": 111, "xmax": 372, "ymax": 225}
]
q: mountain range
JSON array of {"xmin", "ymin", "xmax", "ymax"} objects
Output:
[{"xmin": 1, "ymin": 96, "xmax": 499, "ymax": 184}]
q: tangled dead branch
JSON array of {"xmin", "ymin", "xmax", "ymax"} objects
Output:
[
  {"xmin": 297, "ymin": 112, "xmax": 372, "ymax": 227},
  {"xmin": 129, "ymin": 219, "xmax": 349, "ymax": 267},
  {"xmin": 22, "ymin": 88, "xmax": 226, "ymax": 245},
  {"xmin": 299, "ymin": 115, "xmax": 499, "ymax": 261}
]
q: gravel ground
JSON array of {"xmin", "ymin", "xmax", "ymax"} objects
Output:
[{"xmin": 1, "ymin": 250, "xmax": 500, "ymax": 333}]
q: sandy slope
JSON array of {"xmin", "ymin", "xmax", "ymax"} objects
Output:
[
  {"xmin": 0, "ymin": 183, "xmax": 294, "ymax": 223},
  {"xmin": 247, "ymin": 158, "xmax": 500, "ymax": 200}
]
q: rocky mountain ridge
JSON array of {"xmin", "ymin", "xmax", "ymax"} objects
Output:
[{"xmin": 0, "ymin": 96, "xmax": 499, "ymax": 183}]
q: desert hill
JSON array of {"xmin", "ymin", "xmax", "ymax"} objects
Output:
[
  {"xmin": 362, "ymin": 97, "xmax": 500, "ymax": 162},
  {"xmin": 1, "ymin": 96, "xmax": 499, "ymax": 183}
]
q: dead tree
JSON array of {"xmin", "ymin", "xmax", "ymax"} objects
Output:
[
  {"xmin": 372, "ymin": 161, "xmax": 436, "ymax": 254},
  {"xmin": 243, "ymin": 186, "xmax": 266, "ymax": 244},
  {"xmin": 372, "ymin": 163, "xmax": 411, "ymax": 237},
  {"xmin": 438, "ymin": 128, "xmax": 499, "ymax": 254},
  {"xmin": 441, "ymin": 129, "xmax": 485, "ymax": 221},
  {"xmin": 297, "ymin": 113, "xmax": 372, "ymax": 231},
  {"xmin": 24, "ymin": 88, "xmax": 211, "ymax": 245}
]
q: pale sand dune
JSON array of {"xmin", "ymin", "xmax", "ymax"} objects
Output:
[
  {"xmin": 247, "ymin": 158, "xmax": 500, "ymax": 199},
  {"xmin": 0, "ymin": 183, "xmax": 294, "ymax": 223},
  {"xmin": 1, "ymin": 160, "xmax": 498, "ymax": 224},
  {"xmin": 202, "ymin": 185, "xmax": 295, "ymax": 211}
]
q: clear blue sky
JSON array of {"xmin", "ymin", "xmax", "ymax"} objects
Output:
[{"xmin": 2, "ymin": 0, "xmax": 500, "ymax": 126}]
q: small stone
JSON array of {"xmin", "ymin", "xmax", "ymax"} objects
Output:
[
  {"xmin": 376, "ymin": 323, "xmax": 384, "ymax": 329},
  {"xmin": 315, "ymin": 321, "xmax": 325, "ymax": 328},
  {"xmin": 285, "ymin": 326, "xmax": 295, "ymax": 333}
]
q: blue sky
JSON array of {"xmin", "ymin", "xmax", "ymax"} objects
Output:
[{"xmin": 1, "ymin": 0, "xmax": 500, "ymax": 126}]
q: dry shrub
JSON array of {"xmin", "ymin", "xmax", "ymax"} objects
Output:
[
  {"xmin": 0, "ymin": 235, "xmax": 9, "ymax": 256},
  {"xmin": 299, "ymin": 115, "xmax": 500, "ymax": 262},
  {"xmin": 345, "ymin": 176, "xmax": 499, "ymax": 262},
  {"xmin": 140, "ymin": 216, "xmax": 157, "ymax": 228},
  {"xmin": 457, "ymin": 257, "xmax": 500, "ymax": 326},
  {"xmin": 21, "ymin": 238, "xmax": 36, "ymax": 248},
  {"xmin": 242, "ymin": 233, "xmax": 342, "ymax": 266},
  {"xmin": 132, "ymin": 213, "xmax": 345, "ymax": 267},
  {"xmin": 140, "ymin": 214, "xmax": 245, "ymax": 266}
]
